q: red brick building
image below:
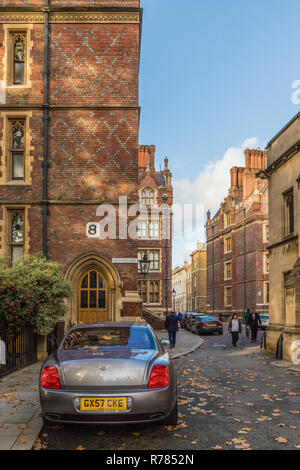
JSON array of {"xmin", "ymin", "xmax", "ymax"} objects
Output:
[
  {"xmin": 137, "ymin": 145, "xmax": 173, "ymax": 317},
  {"xmin": 0, "ymin": 1, "xmax": 143, "ymax": 330},
  {"xmin": 206, "ymin": 149, "xmax": 269, "ymax": 318}
]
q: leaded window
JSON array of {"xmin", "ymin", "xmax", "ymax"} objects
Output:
[
  {"xmin": 10, "ymin": 211, "xmax": 24, "ymax": 265},
  {"xmin": 141, "ymin": 188, "xmax": 155, "ymax": 206},
  {"xmin": 9, "ymin": 120, "xmax": 25, "ymax": 181},
  {"xmin": 13, "ymin": 33, "xmax": 26, "ymax": 85}
]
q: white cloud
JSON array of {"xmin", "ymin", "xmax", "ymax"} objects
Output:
[{"xmin": 172, "ymin": 137, "xmax": 260, "ymax": 267}]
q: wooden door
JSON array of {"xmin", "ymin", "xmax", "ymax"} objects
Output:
[{"xmin": 78, "ymin": 270, "xmax": 108, "ymax": 323}]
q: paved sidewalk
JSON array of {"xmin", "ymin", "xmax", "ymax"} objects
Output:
[
  {"xmin": 157, "ymin": 329, "xmax": 203, "ymax": 359},
  {"xmin": 0, "ymin": 362, "xmax": 42, "ymax": 450}
]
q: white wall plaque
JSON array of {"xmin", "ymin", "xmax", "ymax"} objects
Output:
[{"xmin": 112, "ymin": 258, "xmax": 138, "ymax": 264}]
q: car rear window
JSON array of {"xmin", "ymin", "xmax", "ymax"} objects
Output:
[{"xmin": 62, "ymin": 327, "xmax": 155, "ymax": 350}]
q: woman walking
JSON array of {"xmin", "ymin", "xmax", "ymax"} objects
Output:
[{"xmin": 228, "ymin": 313, "xmax": 242, "ymax": 348}]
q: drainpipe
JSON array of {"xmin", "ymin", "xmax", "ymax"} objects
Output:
[
  {"xmin": 212, "ymin": 225, "xmax": 215, "ymax": 315},
  {"xmin": 42, "ymin": 0, "xmax": 50, "ymax": 259},
  {"xmin": 243, "ymin": 208, "xmax": 247, "ymax": 312}
]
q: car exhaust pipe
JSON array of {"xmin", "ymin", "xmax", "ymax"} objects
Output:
[{"xmin": 47, "ymin": 414, "xmax": 61, "ymax": 421}]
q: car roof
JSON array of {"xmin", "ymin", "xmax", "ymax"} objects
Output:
[{"xmin": 70, "ymin": 322, "xmax": 150, "ymax": 330}]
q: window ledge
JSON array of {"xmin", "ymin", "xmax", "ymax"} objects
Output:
[{"xmin": 2, "ymin": 181, "xmax": 29, "ymax": 186}]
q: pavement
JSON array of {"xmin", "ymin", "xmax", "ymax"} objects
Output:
[
  {"xmin": 0, "ymin": 362, "xmax": 42, "ymax": 450},
  {"xmin": 157, "ymin": 328, "xmax": 203, "ymax": 359},
  {"xmin": 0, "ymin": 329, "xmax": 200, "ymax": 451}
]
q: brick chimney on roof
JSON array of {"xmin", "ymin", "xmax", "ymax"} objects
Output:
[
  {"xmin": 138, "ymin": 145, "xmax": 156, "ymax": 170},
  {"xmin": 244, "ymin": 148, "xmax": 266, "ymax": 171}
]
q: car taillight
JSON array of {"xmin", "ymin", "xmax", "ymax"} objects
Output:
[
  {"xmin": 148, "ymin": 365, "xmax": 169, "ymax": 389},
  {"xmin": 217, "ymin": 322, "xmax": 222, "ymax": 326},
  {"xmin": 41, "ymin": 366, "xmax": 61, "ymax": 389}
]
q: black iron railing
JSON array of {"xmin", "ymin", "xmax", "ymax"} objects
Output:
[{"xmin": 0, "ymin": 320, "xmax": 37, "ymax": 378}]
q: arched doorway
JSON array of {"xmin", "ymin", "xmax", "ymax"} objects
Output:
[
  {"xmin": 78, "ymin": 269, "xmax": 108, "ymax": 323},
  {"xmin": 65, "ymin": 253, "xmax": 123, "ymax": 326}
]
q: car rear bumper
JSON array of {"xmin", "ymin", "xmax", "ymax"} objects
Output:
[
  {"xmin": 198, "ymin": 326, "xmax": 223, "ymax": 334},
  {"xmin": 40, "ymin": 387, "xmax": 176, "ymax": 425}
]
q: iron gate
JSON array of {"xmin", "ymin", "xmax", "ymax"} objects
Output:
[{"xmin": 0, "ymin": 320, "xmax": 37, "ymax": 378}]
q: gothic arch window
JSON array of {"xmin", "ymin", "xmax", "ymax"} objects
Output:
[
  {"xmin": 9, "ymin": 120, "xmax": 25, "ymax": 180},
  {"xmin": 141, "ymin": 187, "xmax": 155, "ymax": 206},
  {"xmin": 9, "ymin": 211, "xmax": 24, "ymax": 265},
  {"xmin": 12, "ymin": 33, "xmax": 26, "ymax": 85}
]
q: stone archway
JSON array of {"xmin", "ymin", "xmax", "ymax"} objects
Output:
[{"xmin": 64, "ymin": 252, "xmax": 123, "ymax": 327}]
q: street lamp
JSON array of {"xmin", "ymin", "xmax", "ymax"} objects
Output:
[
  {"xmin": 163, "ymin": 195, "xmax": 169, "ymax": 317},
  {"xmin": 172, "ymin": 288, "xmax": 176, "ymax": 311},
  {"xmin": 139, "ymin": 252, "xmax": 151, "ymax": 277}
]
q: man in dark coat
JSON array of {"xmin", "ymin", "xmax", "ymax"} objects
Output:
[
  {"xmin": 248, "ymin": 311, "xmax": 261, "ymax": 342},
  {"xmin": 165, "ymin": 311, "xmax": 179, "ymax": 349}
]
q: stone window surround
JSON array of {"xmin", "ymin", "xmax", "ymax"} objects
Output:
[
  {"xmin": 138, "ymin": 279, "xmax": 162, "ymax": 305},
  {"xmin": 3, "ymin": 24, "xmax": 33, "ymax": 89},
  {"xmin": 0, "ymin": 111, "xmax": 34, "ymax": 186},
  {"xmin": 0, "ymin": 204, "xmax": 31, "ymax": 262},
  {"xmin": 137, "ymin": 248, "xmax": 161, "ymax": 273}
]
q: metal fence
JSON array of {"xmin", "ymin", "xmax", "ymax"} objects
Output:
[{"xmin": 0, "ymin": 320, "xmax": 37, "ymax": 378}]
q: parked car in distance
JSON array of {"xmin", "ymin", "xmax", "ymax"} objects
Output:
[
  {"xmin": 186, "ymin": 313, "xmax": 206, "ymax": 333},
  {"xmin": 39, "ymin": 322, "xmax": 178, "ymax": 427},
  {"xmin": 180, "ymin": 313, "xmax": 193, "ymax": 329},
  {"xmin": 193, "ymin": 316, "xmax": 223, "ymax": 335},
  {"xmin": 259, "ymin": 314, "xmax": 269, "ymax": 330}
]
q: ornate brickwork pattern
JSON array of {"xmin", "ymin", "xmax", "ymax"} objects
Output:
[
  {"xmin": 0, "ymin": 1, "xmax": 139, "ymax": 6},
  {"xmin": 48, "ymin": 110, "xmax": 138, "ymax": 201},
  {"xmin": 50, "ymin": 24, "xmax": 139, "ymax": 106}
]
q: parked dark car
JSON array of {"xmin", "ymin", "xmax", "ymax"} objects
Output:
[
  {"xmin": 39, "ymin": 322, "xmax": 178, "ymax": 426},
  {"xmin": 186, "ymin": 313, "xmax": 206, "ymax": 333},
  {"xmin": 180, "ymin": 313, "xmax": 193, "ymax": 329},
  {"xmin": 193, "ymin": 316, "xmax": 223, "ymax": 335}
]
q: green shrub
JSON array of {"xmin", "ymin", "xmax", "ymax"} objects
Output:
[{"xmin": 0, "ymin": 253, "xmax": 73, "ymax": 335}]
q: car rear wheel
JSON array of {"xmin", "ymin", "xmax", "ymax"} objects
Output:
[
  {"xmin": 161, "ymin": 401, "xmax": 178, "ymax": 426},
  {"xmin": 219, "ymin": 332, "xmax": 223, "ymax": 335}
]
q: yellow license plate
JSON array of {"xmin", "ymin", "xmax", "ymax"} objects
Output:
[
  {"xmin": 80, "ymin": 397, "xmax": 127, "ymax": 411},
  {"xmin": 208, "ymin": 323, "xmax": 216, "ymax": 326}
]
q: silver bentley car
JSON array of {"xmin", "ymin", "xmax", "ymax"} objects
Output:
[{"xmin": 39, "ymin": 322, "xmax": 178, "ymax": 426}]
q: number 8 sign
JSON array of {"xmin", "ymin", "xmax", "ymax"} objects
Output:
[{"xmin": 86, "ymin": 223, "xmax": 100, "ymax": 238}]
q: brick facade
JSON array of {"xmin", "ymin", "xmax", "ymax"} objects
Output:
[
  {"xmin": 206, "ymin": 149, "xmax": 269, "ymax": 319},
  {"xmin": 0, "ymin": 1, "xmax": 143, "ymax": 328},
  {"xmin": 138, "ymin": 145, "xmax": 173, "ymax": 317}
]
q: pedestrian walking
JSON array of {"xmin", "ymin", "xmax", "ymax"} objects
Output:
[
  {"xmin": 228, "ymin": 313, "xmax": 242, "ymax": 348},
  {"xmin": 248, "ymin": 310, "xmax": 262, "ymax": 342},
  {"xmin": 165, "ymin": 311, "xmax": 179, "ymax": 349},
  {"xmin": 244, "ymin": 308, "xmax": 250, "ymax": 338}
]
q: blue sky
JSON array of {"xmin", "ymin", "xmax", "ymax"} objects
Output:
[{"xmin": 138, "ymin": 0, "xmax": 300, "ymax": 266}]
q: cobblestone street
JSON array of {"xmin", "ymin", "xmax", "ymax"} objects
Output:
[{"xmin": 35, "ymin": 328, "xmax": 300, "ymax": 451}]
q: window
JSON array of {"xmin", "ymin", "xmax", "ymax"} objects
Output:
[
  {"xmin": 225, "ymin": 286, "xmax": 232, "ymax": 306},
  {"xmin": 9, "ymin": 119, "xmax": 25, "ymax": 181},
  {"xmin": 137, "ymin": 220, "xmax": 160, "ymax": 239},
  {"xmin": 9, "ymin": 210, "xmax": 24, "ymax": 265},
  {"xmin": 138, "ymin": 280, "xmax": 147, "ymax": 303},
  {"xmin": 7, "ymin": 30, "xmax": 28, "ymax": 87},
  {"xmin": 224, "ymin": 211, "xmax": 231, "ymax": 228},
  {"xmin": 264, "ymin": 224, "xmax": 269, "ymax": 243},
  {"xmin": 138, "ymin": 250, "xmax": 160, "ymax": 271},
  {"xmin": 284, "ymin": 189, "xmax": 294, "ymax": 236},
  {"xmin": 264, "ymin": 282, "xmax": 270, "ymax": 305},
  {"xmin": 224, "ymin": 236, "xmax": 232, "ymax": 253},
  {"xmin": 264, "ymin": 253, "xmax": 269, "ymax": 274},
  {"xmin": 224, "ymin": 261, "xmax": 232, "ymax": 280},
  {"xmin": 141, "ymin": 187, "xmax": 155, "ymax": 206},
  {"xmin": 194, "ymin": 276, "xmax": 197, "ymax": 287},
  {"xmin": 138, "ymin": 280, "xmax": 160, "ymax": 304}
]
